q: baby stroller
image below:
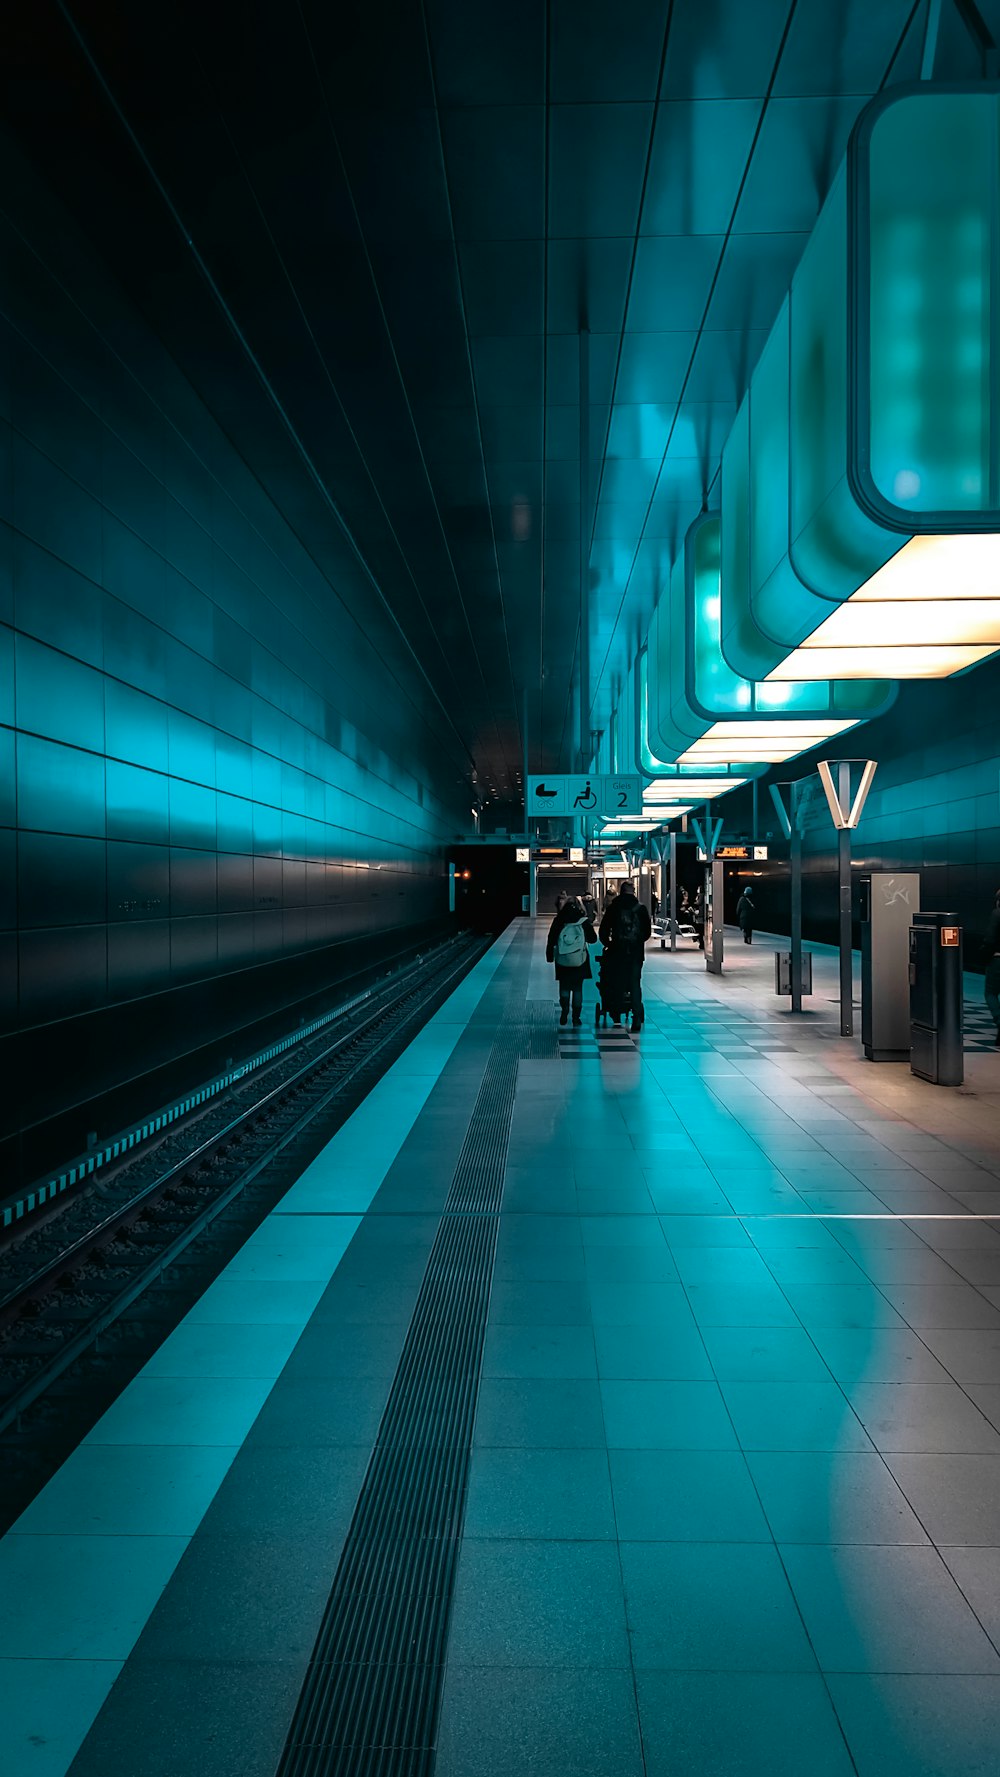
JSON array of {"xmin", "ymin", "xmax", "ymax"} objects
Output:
[{"xmin": 595, "ymin": 946, "xmax": 633, "ymax": 1028}]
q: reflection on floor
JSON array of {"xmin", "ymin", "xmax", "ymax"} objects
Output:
[{"xmin": 4, "ymin": 918, "xmax": 1000, "ymax": 1777}]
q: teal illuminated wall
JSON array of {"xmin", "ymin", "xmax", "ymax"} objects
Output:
[{"xmin": 0, "ymin": 166, "xmax": 464, "ymax": 1179}]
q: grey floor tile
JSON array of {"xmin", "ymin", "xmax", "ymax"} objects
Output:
[
  {"xmin": 136, "ymin": 1534, "xmax": 334, "ymax": 1662},
  {"xmin": 593, "ymin": 1320, "xmax": 712, "ymax": 1381},
  {"xmin": 874, "ymin": 1285, "xmax": 1000, "ymax": 1329},
  {"xmin": 197, "ymin": 1445, "xmax": 369, "ymax": 1542},
  {"xmin": 608, "ymin": 1448, "xmax": 769, "ymax": 1541},
  {"xmin": 885, "ymin": 1453, "xmax": 1000, "ymax": 1543},
  {"xmin": 446, "ymin": 1539, "xmax": 629, "ymax": 1667},
  {"xmin": 473, "ymin": 1378, "xmax": 605, "ymax": 1449},
  {"xmin": 964, "ymin": 1381, "xmax": 1000, "ymax": 1431},
  {"xmin": 599, "ymin": 1379, "xmax": 736, "ymax": 1449},
  {"xmin": 66, "ymin": 1658, "xmax": 305, "ymax": 1777},
  {"xmin": 845, "ymin": 1382, "xmax": 1000, "ymax": 1454},
  {"xmin": 939, "ymin": 1546, "xmax": 1000, "ymax": 1645},
  {"xmin": 782, "ymin": 1544, "xmax": 1000, "ymax": 1673},
  {"xmin": 700, "ymin": 1323, "xmax": 831, "ymax": 1382},
  {"xmin": 620, "ymin": 1541, "xmax": 816, "ymax": 1671},
  {"xmin": 586, "ymin": 1279, "xmax": 689, "ymax": 1326},
  {"xmin": 808, "ymin": 1326, "xmax": 953, "ymax": 1384},
  {"xmin": 778, "ymin": 1284, "xmax": 905, "ymax": 1329},
  {"xmin": 463, "ymin": 1447, "xmax": 617, "ymax": 1540},
  {"xmin": 244, "ymin": 1376, "xmax": 388, "ymax": 1449},
  {"xmin": 746, "ymin": 1451, "xmax": 929, "ymax": 1545},
  {"xmin": 721, "ymin": 1381, "xmax": 872, "ymax": 1451},
  {"xmin": 659, "ymin": 1214, "xmax": 752, "ymax": 1248},
  {"xmin": 827, "ymin": 1674, "xmax": 1000, "ymax": 1776},
  {"xmin": 917, "ymin": 1328, "xmax": 1000, "ymax": 1383},
  {"xmin": 481, "ymin": 1322, "xmax": 597, "ymax": 1380},
  {"xmin": 280, "ymin": 1319, "xmax": 408, "ymax": 1380},
  {"xmin": 486, "ymin": 1278, "xmax": 593, "ymax": 1325},
  {"xmin": 583, "ymin": 1246, "xmax": 680, "ymax": 1283},
  {"xmin": 685, "ymin": 1279, "xmax": 801, "ymax": 1328},
  {"xmin": 435, "ymin": 1666, "xmax": 645, "ymax": 1777},
  {"xmin": 636, "ymin": 1671, "xmax": 856, "ymax": 1776}
]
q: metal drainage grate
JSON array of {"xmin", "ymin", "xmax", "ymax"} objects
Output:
[{"xmin": 277, "ymin": 972, "xmax": 526, "ymax": 1777}]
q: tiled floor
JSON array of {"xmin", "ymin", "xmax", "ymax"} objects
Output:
[
  {"xmin": 437, "ymin": 921, "xmax": 1000, "ymax": 1776},
  {"xmin": 5, "ymin": 917, "xmax": 1000, "ymax": 1776}
]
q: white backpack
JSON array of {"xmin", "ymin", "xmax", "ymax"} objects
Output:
[{"xmin": 556, "ymin": 920, "xmax": 587, "ymax": 966}]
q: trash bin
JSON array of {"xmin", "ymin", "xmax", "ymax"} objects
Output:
[{"xmin": 909, "ymin": 912, "xmax": 963, "ymax": 1086}]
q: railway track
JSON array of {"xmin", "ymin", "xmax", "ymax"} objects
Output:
[{"xmin": 0, "ymin": 933, "xmax": 486, "ymax": 1523}]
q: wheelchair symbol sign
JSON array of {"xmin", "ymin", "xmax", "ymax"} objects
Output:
[{"xmin": 572, "ymin": 779, "xmax": 599, "ymax": 811}]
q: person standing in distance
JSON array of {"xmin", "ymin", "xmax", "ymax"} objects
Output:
[
  {"xmin": 598, "ymin": 879, "xmax": 652, "ymax": 1032},
  {"xmin": 737, "ymin": 884, "xmax": 755, "ymax": 945}
]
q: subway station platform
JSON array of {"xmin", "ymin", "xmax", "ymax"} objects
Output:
[{"xmin": 5, "ymin": 919, "xmax": 1000, "ymax": 1776}]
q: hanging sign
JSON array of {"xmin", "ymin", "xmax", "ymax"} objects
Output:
[{"xmin": 527, "ymin": 775, "xmax": 642, "ymax": 817}]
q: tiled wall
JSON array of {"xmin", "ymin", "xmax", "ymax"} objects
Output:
[
  {"xmin": 0, "ymin": 188, "xmax": 463, "ymax": 1179},
  {"xmin": 748, "ymin": 661, "xmax": 1000, "ymax": 956}
]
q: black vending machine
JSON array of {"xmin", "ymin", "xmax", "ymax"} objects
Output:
[{"xmin": 909, "ymin": 912, "xmax": 964, "ymax": 1087}]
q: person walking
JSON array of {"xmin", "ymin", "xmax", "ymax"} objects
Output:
[
  {"xmin": 692, "ymin": 886, "xmax": 705, "ymax": 950},
  {"xmin": 737, "ymin": 885, "xmax": 755, "ymax": 945},
  {"xmin": 546, "ymin": 895, "xmax": 597, "ymax": 1026},
  {"xmin": 598, "ymin": 878, "xmax": 652, "ymax": 1031},
  {"xmin": 985, "ymin": 889, "xmax": 1000, "ymax": 1046}
]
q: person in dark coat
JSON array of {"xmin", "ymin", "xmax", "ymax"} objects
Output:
[
  {"xmin": 598, "ymin": 879, "xmax": 652, "ymax": 1030},
  {"xmin": 691, "ymin": 886, "xmax": 705, "ymax": 949},
  {"xmin": 985, "ymin": 889, "xmax": 1000, "ymax": 1046},
  {"xmin": 737, "ymin": 885, "xmax": 755, "ymax": 945},
  {"xmin": 546, "ymin": 896, "xmax": 597, "ymax": 1026}
]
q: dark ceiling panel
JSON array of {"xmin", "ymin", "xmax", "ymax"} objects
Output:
[
  {"xmin": 546, "ymin": 237, "xmax": 634, "ymax": 334},
  {"xmin": 335, "ymin": 109, "xmax": 453, "ymax": 243},
  {"xmin": 734, "ymin": 95, "xmax": 867, "ymax": 231},
  {"xmin": 426, "ymin": 0, "xmax": 545, "ymax": 104},
  {"xmin": 0, "ymin": 0, "xmax": 926, "ymax": 787},
  {"xmin": 642, "ymin": 99, "xmax": 763, "ymax": 235},
  {"xmin": 627, "ymin": 235, "xmax": 723, "ymax": 331},
  {"xmin": 548, "ymin": 104, "xmax": 654, "ymax": 238},
  {"xmin": 441, "ymin": 106, "xmax": 545, "ymax": 240},
  {"xmin": 471, "ymin": 335, "xmax": 544, "ymax": 408},
  {"xmin": 550, "ymin": 0, "xmax": 669, "ymax": 101},
  {"xmin": 705, "ymin": 231, "xmax": 809, "ymax": 331},
  {"xmin": 459, "ymin": 239, "xmax": 544, "ymax": 335},
  {"xmin": 664, "ymin": 0, "xmax": 793, "ymax": 99},
  {"xmin": 615, "ymin": 331, "xmax": 693, "ymax": 403},
  {"xmin": 774, "ymin": 0, "xmax": 918, "ymax": 97}
]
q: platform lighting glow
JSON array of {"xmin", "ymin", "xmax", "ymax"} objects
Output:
[
  {"xmin": 675, "ymin": 717, "xmax": 859, "ymax": 767},
  {"xmin": 766, "ymin": 534, "xmax": 1000, "ymax": 680},
  {"xmin": 642, "ymin": 776, "xmax": 747, "ymax": 799}
]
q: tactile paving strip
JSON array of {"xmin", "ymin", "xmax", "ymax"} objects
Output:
[{"xmin": 276, "ymin": 957, "xmax": 529, "ymax": 1777}]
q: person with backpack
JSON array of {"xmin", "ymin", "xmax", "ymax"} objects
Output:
[
  {"xmin": 737, "ymin": 885, "xmax": 755, "ymax": 945},
  {"xmin": 546, "ymin": 895, "xmax": 597, "ymax": 1026},
  {"xmin": 598, "ymin": 879, "xmax": 652, "ymax": 1030}
]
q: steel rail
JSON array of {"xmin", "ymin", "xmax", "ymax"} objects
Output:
[{"xmin": 0, "ymin": 937, "xmax": 483, "ymax": 1435}]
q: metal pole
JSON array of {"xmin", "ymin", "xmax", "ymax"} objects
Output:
[
  {"xmin": 790, "ymin": 790, "xmax": 803, "ymax": 1014},
  {"xmin": 669, "ymin": 830, "xmax": 678, "ymax": 953},
  {"xmin": 838, "ymin": 761, "xmax": 853, "ymax": 1036},
  {"xmin": 752, "ymin": 779, "xmax": 759, "ymax": 844},
  {"xmin": 524, "ymin": 685, "xmax": 537, "ymax": 916},
  {"xmin": 579, "ymin": 326, "xmax": 590, "ymax": 771}
]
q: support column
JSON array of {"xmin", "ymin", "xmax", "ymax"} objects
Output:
[
  {"xmin": 669, "ymin": 831, "xmax": 678, "ymax": 953},
  {"xmin": 790, "ymin": 793, "xmax": 803, "ymax": 1014},
  {"xmin": 838, "ymin": 761, "xmax": 854, "ymax": 1037},
  {"xmin": 579, "ymin": 326, "xmax": 590, "ymax": 771}
]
